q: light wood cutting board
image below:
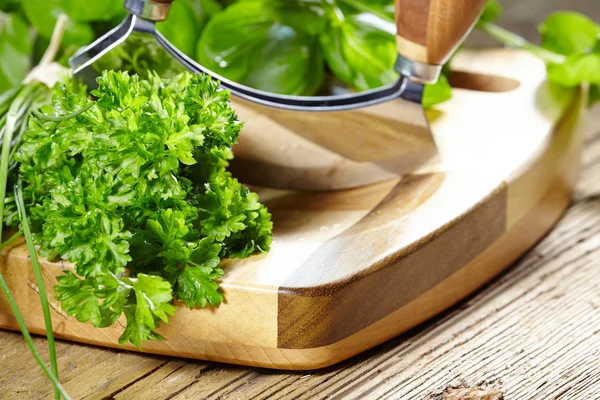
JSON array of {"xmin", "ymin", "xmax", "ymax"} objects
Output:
[{"xmin": 0, "ymin": 48, "xmax": 588, "ymax": 370}]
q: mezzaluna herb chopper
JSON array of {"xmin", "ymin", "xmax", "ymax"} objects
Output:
[{"xmin": 69, "ymin": 0, "xmax": 488, "ymax": 185}]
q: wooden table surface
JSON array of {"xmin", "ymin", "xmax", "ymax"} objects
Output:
[{"xmin": 1, "ymin": 1, "xmax": 600, "ymax": 399}]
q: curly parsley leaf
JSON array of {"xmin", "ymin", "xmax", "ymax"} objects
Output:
[
  {"xmin": 18, "ymin": 71, "xmax": 273, "ymax": 347},
  {"xmin": 54, "ymin": 272, "xmax": 105, "ymax": 326},
  {"xmin": 175, "ymin": 263, "xmax": 224, "ymax": 309}
]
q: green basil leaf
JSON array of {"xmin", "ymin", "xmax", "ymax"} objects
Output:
[
  {"xmin": 320, "ymin": 12, "xmax": 398, "ymax": 91},
  {"xmin": 539, "ymin": 12, "xmax": 600, "ymax": 55},
  {"xmin": 232, "ymin": 0, "xmax": 328, "ymax": 35},
  {"xmin": 63, "ymin": 0, "xmax": 123, "ymax": 22},
  {"xmin": 0, "ymin": 0, "xmax": 21, "ymax": 13},
  {"xmin": 423, "ymin": 74, "xmax": 452, "ymax": 109},
  {"xmin": 0, "ymin": 12, "xmax": 34, "ymax": 91},
  {"xmin": 189, "ymin": 0, "xmax": 223, "ymax": 22},
  {"xmin": 22, "ymin": 0, "xmax": 94, "ymax": 46},
  {"xmin": 547, "ymin": 52, "xmax": 600, "ymax": 87},
  {"xmin": 243, "ymin": 30, "xmax": 324, "ymax": 95},
  {"xmin": 270, "ymin": 0, "xmax": 328, "ymax": 35},
  {"xmin": 158, "ymin": 0, "xmax": 200, "ymax": 57},
  {"xmin": 158, "ymin": 0, "xmax": 221, "ymax": 58},
  {"xmin": 197, "ymin": 1, "xmax": 324, "ymax": 95},
  {"xmin": 478, "ymin": 0, "xmax": 503, "ymax": 25}
]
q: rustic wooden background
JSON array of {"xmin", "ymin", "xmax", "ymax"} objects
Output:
[{"xmin": 1, "ymin": 1, "xmax": 600, "ymax": 399}]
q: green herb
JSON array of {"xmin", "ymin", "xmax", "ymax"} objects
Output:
[
  {"xmin": 477, "ymin": 0, "xmax": 502, "ymax": 25},
  {"xmin": 158, "ymin": 0, "xmax": 222, "ymax": 58},
  {"xmin": 479, "ymin": 10, "xmax": 600, "ymax": 105},
  {"xmin": 0, "ymin": 16, "xmax": 70, "ymax": 395},
  {"xmin": 541, "ymin": 13, "xmax": 600, "ymax": 92},
  {"xmin": 0, "ymin": 80, "xmax": 66, "ymax": 399},
  {"xmin": 62, "ymin": 0, "xmax": 123, "ymax": 22},
  {"xmin": 320, "ymin": 3, "xmax": 398, "ymax": 92},
  {"xmin": 197, "ymin": 0, "xmax": 326, "ymax": 95},
  {"xmin": 338, "ymin": 0, "xmax": 394, "ymax": 22},
  {"xmin": 423, "ymin": 75, "xmax": 452, "ymax": 109},
  {"xmin": 539, "ymin": 12, "xmax": 600, "ymax": 55},
  {"xmin": 195, "ymin": 0, "xmax": 456, "ymax": 104},
  {"xmin": 3, "ymin": 0, "xmax": 600, "ymax": 109},
  {"xmin": 92, "ymin": 33, "xmax": 186, "ymax": 80},
  {"xmin": 0, "ymin": 230, "xmax": 21, "ymax": 251},
  {"xmin": 17, "ymin": 70, "xmax": 273, "ymax": 347},
  {"xmin": 0, "ymin": 12, "xmax": 35, "ymax": 92},
  {"xmin": 477, "ymin": 21, "xmax": 567, "ymax": 64},
  {"xmin": 21, "ymin": 0, "xmax": 94, "ymax": 47},
  {"xmin": 0, "ymin": 273, "xmax": 70, "ymax": 399},
  {"xmin": 15, "ymin": 178, "xmax": 61, "ymax": 400}
]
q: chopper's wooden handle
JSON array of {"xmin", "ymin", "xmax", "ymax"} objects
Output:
[{"xmin": 395, "ymin": 0, "xmax": 487, "ymax": 66}]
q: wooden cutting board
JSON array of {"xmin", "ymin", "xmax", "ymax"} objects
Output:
[{"xmin": 0, "ymin": 49, "xmax": 588, "ymax": 370}]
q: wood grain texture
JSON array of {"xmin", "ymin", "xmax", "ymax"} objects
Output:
[
  {"xmin": 278, "ymin": 177, "xmax": 508, "ymax": 349},
  {"xmin": 395, "ymin": 0, "xmax": 488, "ymax": 65}
]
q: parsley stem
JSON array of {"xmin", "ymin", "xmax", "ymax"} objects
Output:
[
  {"xmin": 16, "ymin": 178, "xmax": 61, "ymax": 400},
  {"xmin": 32, "ymin": 102, "xmax": 95, "ymax": 122},
  {"xmin": 477, "ymin": 22, "xmax": 567, "ymax": 65},
  {"xmin": 0, "ymin": 273, "xmax": 71, "ymax": 400},
  {"xmin": 0, "ymin": 230, "xmax": 22, "ymax": 251}
]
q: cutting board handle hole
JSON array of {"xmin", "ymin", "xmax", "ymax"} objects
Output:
[{"xmin": 448, "ymin": 70, "xmax": 520, "ymax": 93}]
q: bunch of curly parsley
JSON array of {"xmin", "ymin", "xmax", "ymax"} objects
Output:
[{"xmin": 15, "ymin": 70, "xmax": 272, "ymax": 348}]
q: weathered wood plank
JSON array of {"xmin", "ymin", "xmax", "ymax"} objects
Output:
[
  {"xmin": 0, "ymin": 333, "xmax": 167, "ymax": 400},
  {"xmin": 113, "ymin": 361, "xmax": 211, "ymax": 400}
]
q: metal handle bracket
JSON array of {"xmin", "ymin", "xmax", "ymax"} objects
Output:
[{"xmin": 124, "ymin": 0, "xmax": 172, "ymax": 21}]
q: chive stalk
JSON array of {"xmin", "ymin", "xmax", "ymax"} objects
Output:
[
  {"xmin": 0, "ymin": 14, "xmax": 70, "ymax": 400},
  {"xmin": 0, "ymin": 84, "xmax": 35, "ymax": 232},
  {"xmin": 0, "ymin": 230, "xmax": 23, "ymax": 251},
  {"xmin": 0, "ymin": 82, "xmax": 66, "ymax": 400},
  {"xmin": 16, "ymin": 179, "xmax": 61, "ymax": 400},
  {"xmin": 0, "ymin": 274, "xmax": 70, "ymax": 399}
]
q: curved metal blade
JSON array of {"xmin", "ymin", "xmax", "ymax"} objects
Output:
[
  {"xmin": 71, "ymin": 15, "xmax": 424, "ymax": 111},
  {"xmin": 68, "ymin": 14, "xmax": 438, "ymax": 177},
  {"xmin": 70, "ymin": 15, "xmax": 137, "ymax": 89}
]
